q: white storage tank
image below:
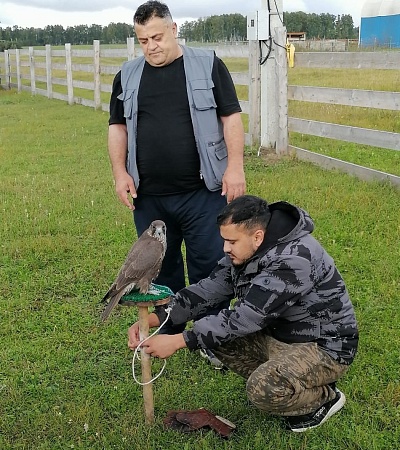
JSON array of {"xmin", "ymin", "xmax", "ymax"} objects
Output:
[{"xmin": 360, "ymin": 0, "xmax": 400, "ymax": 47}]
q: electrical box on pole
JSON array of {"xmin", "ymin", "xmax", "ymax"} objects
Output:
[{"xmin": 247, "ymin": 10, "xmax": 270, "ymax": 41}]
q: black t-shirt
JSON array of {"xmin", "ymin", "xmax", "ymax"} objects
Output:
[{"xmin": 109, "ymin": 55, "xmax": 241, "ymax": 195}]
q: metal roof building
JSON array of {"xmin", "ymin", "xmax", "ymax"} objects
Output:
[{"xmin": 360, "ymin": 0, "xmax": 400, "ymax": 47}]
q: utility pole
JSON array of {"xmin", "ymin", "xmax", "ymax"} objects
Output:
[
  {"xmin": 247, "ymin": 0, "xmax": 284, "ymax": 151},
  {"xmin": 261, "ymin": 0, "xmax": 283, "ymax": 150}
]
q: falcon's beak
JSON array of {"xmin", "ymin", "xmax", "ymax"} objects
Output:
[{"xmin": 155, "ymin": 225, "xmax": 166, "ymax": 239}]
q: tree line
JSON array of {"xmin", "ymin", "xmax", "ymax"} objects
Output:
[
  {"xmin": 284, "ymin": 12, "xmax": 358, "ymax": 40},
  {"xmin": 0, "ymin": 23, "xmax": 134, "ymax": 51},
  {"xmin": 180, "ymin": 12, "xmax": 358, "ymax": 42},
  {"xmin": 0, "ymin": 11, "xmax": 358, "ymax": 51}
]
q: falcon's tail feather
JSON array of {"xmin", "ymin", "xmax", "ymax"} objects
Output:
[
  {"xmin": 101, "ymin": 293, "xmax": 123, "ymax": 322},
  {"xmin": 100, "ymin": 292, "xmax": 110, "ymax": 304}
]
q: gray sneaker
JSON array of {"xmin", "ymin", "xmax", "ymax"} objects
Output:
[
  {"xmin": 286, "ymin": 387, "xmax": 346, "ymax": 432},
  {"xmin": 199, "ymin": 349, "xmax": 227, "ymax": 370}
]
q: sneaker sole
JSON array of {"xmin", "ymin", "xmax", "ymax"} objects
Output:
[
  {"xmin": 291, "ymin": 391, "xmax": 346, "ymax": 433},
  {"xmin": 199, "ymin": 349, "xmax": 226, "ymax": 370}
]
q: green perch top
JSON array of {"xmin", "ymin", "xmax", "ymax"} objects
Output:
[{"xmin": 120, "ymin": 283, "xmax": 174, "ymax": 304}]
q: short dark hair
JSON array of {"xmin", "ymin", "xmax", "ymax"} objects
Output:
[
  {"xmin": 217, "ymin": 195, "xmax": 271, "ymax": 231},
  {"xmin": 134, "ymin": 1, "xmax": 172, "ymax": 25}
]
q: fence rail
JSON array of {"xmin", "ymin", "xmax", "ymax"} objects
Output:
[
  {"xmin": 1, "ymin": 42, "xmax": 400, "ymax": 189},
  {"xmin": 290, "ymin": 146, "xmax": 400, "ymax": 188},
  {"xmin": 289, "ymin": 118, "xmax": 400, "ymax": 152},
  {"xmin": 287, "ymin": 51, "xmax": 400, "ymax": 188},
  {"xmin": 294, "ymin": 51, "xmax": 400, "ymax": 69},
  {"xmin": 288, "ymin": 86, "xmax": 400, "ymax": 111}
]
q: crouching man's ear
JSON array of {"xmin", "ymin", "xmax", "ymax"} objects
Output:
[{"xmin": 253, "ymin": 229, "xmax": 265, "ymax": 249}]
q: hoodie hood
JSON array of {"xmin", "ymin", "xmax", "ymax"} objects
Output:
[
  {"xmin": 220, "ymin": 201, "xmax": 315, "ymax": 268},
  {"xmin": 256, "ymin": 201, "xmax": 315, "ymax": 255}
]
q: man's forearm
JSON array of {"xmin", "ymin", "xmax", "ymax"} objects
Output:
[
  {"xmin": 108, "ymin": 124, "xmax": 128, "ymax": 177},
  {"xmin": 148, "ymin": 312, "xmax": 161, "ymax": 328},
  {"xmin": 220, "ymin": 112, "xmax": 246, "ymax": 200},
  {"xmin": 221, "ymin": 112, "xmax": 245, "ymax": 169}
]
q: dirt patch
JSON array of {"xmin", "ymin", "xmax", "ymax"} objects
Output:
[{"xmin": 257, "ymin": 147, "xmax": 285, "ymax": 165}]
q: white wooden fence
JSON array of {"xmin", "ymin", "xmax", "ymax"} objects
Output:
[
  {"xmin": 0, "ymin": 40, "xmax": 135, "ymax": 109},
  {"xmin": 1, "ymin": 41, "xmax": 400, "ymax": 189},
  {"xmin": 0, "ymin": 40, "xmax": 259, "ymax": 145},
  {"xmin": 288, "ymin": 51, "xmax": 400, "ymax": 188}
]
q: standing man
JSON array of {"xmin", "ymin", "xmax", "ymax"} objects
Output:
[
  {"xmin": 108, "ymin": 1, "xmax": 246, "ymax": 334},
  {"xmin": 128, "ymin": 195, "xmax": 359, "ymax": 432}
]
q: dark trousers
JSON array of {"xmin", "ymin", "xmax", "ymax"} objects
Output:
[{"xmin": 133, "ymin": 187, "xmax": 228, "ymax": 333}]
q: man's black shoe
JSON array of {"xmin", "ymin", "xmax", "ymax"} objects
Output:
[{"xmin": 286, "ymin": 387, "xmax": 346, "ymax": 432}]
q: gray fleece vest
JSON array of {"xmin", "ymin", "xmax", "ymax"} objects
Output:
[{"xmin": 117, "ymin": 45, "xmax": 227, "ymax": 192}]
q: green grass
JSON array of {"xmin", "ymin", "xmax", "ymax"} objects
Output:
[
  {"xmin": 1, "ymin": 90, "xmax": 399, "ymax": 449},
  {"xmin": 288, "ymin": 67, "xmax": 400, "ymax": 91}
]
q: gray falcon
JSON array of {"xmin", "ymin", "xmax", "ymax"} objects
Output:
[{"xmin": 101, "ymin": 220, "xmax": 167, "ymax": 321}]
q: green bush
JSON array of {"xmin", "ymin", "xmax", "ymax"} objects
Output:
[{"xmin": 0, "ymin": 40, "xmax": 21, "ymax": 52}]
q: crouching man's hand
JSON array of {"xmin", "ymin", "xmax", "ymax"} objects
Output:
[
  {"xmin": 142, "ymin": 334, "xmax": 187, "ymax": 359},
  {"xmin": 127, "ymin": 312, "xmax": 161, "ymax": 350}
]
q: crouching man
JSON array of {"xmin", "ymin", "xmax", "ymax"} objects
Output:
[{"xmin": 128, "ymin": 195, "xmax": 358, "ymax": 432}]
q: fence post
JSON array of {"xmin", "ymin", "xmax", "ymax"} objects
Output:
[
  {"xmin": 16, "ymin": 49, "xmax": 21, "ymax": 92},
  {"xmin": 93, "ymin": 40, "xmax": 101, "ymax": 109},
  {"xmin": 248, "ymin": 40, "xmax": 261, "ymax": 147},
  {"xmin": 45, "ymin": 44, "xmax": 53, "ymax": 99},
  {"xmin": 29, "ymin": 46, "xmax": 36, "ymax": 95},
  {"xmin": 127, "ymin": 37, "xmax": 135, "ymax": 61},
  {"xmin": 65, "ymin": 43, "xmax": 74, "ymax": 105},
  {"xmin": 4, "ymin": 50, "xmax": 10, "ymax": 89},
  {"xmin": 275, "ymin": 27, "xmax": 288, "ymax": 155}
]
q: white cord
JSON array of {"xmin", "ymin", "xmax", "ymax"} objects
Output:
[{"xmin": 131, "ymin": 306, "xmax": 172, "ymax": 386}]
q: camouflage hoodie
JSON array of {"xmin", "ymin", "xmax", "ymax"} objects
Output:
[{"xmin": 156, "ymin": 201, "xmax": 358, "ymax": 365}]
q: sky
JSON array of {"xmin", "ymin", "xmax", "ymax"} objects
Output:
[{"xmin": 0, "ymin": 0, "xmax": 366, "ymax": 29}]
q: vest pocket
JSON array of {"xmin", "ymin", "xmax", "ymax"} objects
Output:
[
  {"xmin": 117, "ymin": 88, "xmax": 136, "ymax": 120},
  {"xmin": 206, "ymin": 134, "xmax": 227, "ymax": 182},
  {"xmin": 191, "ymin": 79, "xmax": 217, "ymax": 111}
]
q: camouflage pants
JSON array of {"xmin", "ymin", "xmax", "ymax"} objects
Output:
[{"xmin": 212, "ymin": 331, "xmax": 349, "ymax": 416}]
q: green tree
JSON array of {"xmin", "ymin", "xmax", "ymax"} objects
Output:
[
  {"xmin": 336, "ymin": 14, "xmax": 357, "ymax": 39},
  {"xmin": 178, "ymin": 13, "xmax": 247, "ymax": 43},
  {"xmin": 283, "ymin": 11, "xmax": 357, "ymax": 39}
]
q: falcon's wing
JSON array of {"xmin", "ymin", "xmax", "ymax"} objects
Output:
[
  {"xmin": 114, "ymin": 237, "xmax": 165, "ymax": 291},
  {"xmin": 103, "ymin": 235, "xmax": 165, "ymax": 300}
]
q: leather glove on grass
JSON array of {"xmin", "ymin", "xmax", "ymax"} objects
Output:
[{"xmin": 163, "ymin": 408, "xmax": 236, "ymax": 438}]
